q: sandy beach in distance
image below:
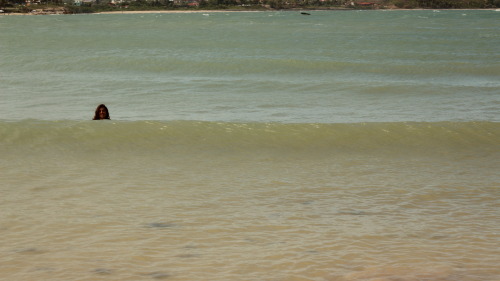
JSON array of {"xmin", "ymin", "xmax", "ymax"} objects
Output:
[
  {"xmin": 94, "ymin": 8, "xmax": 500, "ymax": 14},
  {"xmin": 96, "ymin": 9, "xmax": 327, "ymax": 14},
  {"xmin": 97, "ymin": 10, "xmax": 260, "ymax": 14}
]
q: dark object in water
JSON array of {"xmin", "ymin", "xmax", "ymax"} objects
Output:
[
  {"xmin": 337, "ymin": 210, "xmax": 369, "ymax": 216},
  {"xmin": 147, "ymin": 272, "xmax": 171, "ymax": 279},
  {"xmin": 147, "ymin": 222, "xmax": 175, "ymax": 228},
  {"xmin": 301, "ymin": 12, "xmax": 311, "ymax": 15},
  {"xmin": 93, "ymin": 268, "xmax": 113, "ymax": 275}
]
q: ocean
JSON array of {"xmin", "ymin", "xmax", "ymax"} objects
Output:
[{"xmin": 0, "ymin": 10, "xmax": 499, "ymax": 281}]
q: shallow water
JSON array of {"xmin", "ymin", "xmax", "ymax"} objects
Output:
[
  {"xmin": 1, "ymin": 10, "xmax": 499, "ymax": 281},
  {"xmin": 1, "ymin": 120, "xmax": 499, "ymax": 280}
]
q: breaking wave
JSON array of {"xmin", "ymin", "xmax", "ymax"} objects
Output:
[{"xmin": 1, "ymin": 120, "xmax": 498, "ymax": 157}]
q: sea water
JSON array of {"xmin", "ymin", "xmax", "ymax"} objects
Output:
[{"xmin": 0, "ymin": 10, "xmax": 499, "ymax": 281}]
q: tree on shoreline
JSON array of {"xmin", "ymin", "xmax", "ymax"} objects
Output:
[{"xmin": 392, "ymin": 0, "xmax": 499, "ymax": 8}]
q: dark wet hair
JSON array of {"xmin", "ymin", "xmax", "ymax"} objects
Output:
[{"xmin": 93, "ymin": 104, "xmax": 110, "ymax": 120}]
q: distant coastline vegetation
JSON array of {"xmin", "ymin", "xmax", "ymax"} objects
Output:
[{"xmin": 1, "ymin": 0, "xmax": 499, "ymax": 14}]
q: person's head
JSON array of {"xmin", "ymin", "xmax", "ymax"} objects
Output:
[{"xmin": 93, "ymin": 104, "xmax": 110, "ymax": 120}]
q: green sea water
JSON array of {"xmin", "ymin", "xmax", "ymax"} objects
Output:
[
  {"xmin": 0, "ymin": 10, "xmax": 499, "ymax": 281},
  {"xmin": 1, "ymin": 10, "xmax": 499, "ymax": 122}
]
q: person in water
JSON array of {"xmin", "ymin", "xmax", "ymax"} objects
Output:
[{"xmin": 93, "ymin": 104, "xmax": 110, "ymax": 120}]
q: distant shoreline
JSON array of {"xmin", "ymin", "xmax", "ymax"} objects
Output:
[
  {"xmin": 97, "ymin": 10, "xmax": 265, "ymax": 14},
  {"xmin": 98, "ymin": 8, "xmax": 499, "ymax": 14},
  {"xmin": 3, "ymin": 7, "xmax": 498, "ymax": 15}
]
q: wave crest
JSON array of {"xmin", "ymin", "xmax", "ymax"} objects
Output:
[{"xmin": 1, "ymin": 120, "xmax": 498, "ymax": 157}]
